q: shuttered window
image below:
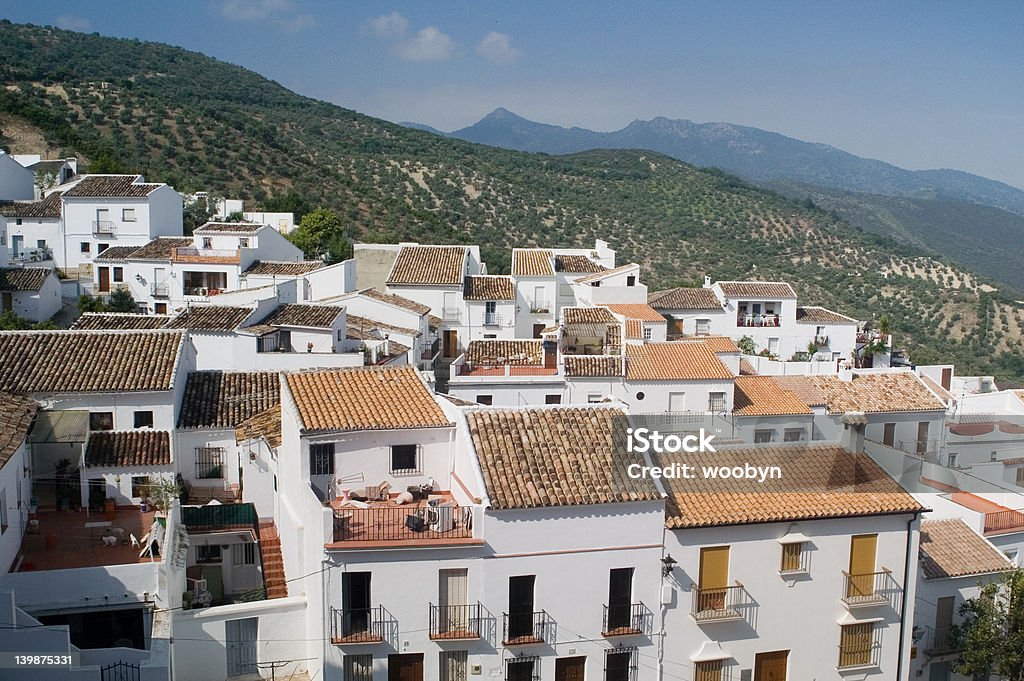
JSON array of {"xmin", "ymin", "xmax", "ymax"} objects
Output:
[
  {"xmin": 694, "ymin": 660, "xmax": 722, "ymax": 681},
  {"xmin": 838, "ymin": 623, "xmax": 874, "ymax": 668}
]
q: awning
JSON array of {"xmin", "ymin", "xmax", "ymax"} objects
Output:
[
  {"xmin": 777, "ymin": 529, "xmax": 810, "ymax": 544},
  {"xmin": 690, "ymin": 641, "xmax": 732, "ymax": 662},
  {"xmin": 27, "ymin": 410, "xmax": 89, "ymax": 443},
  {"xmin": 837, "ymin": 612, "xmax": 884, "ymax": 625}
]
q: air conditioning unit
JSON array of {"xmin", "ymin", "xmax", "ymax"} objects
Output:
[
  {"xmin": 427, "ymin": 505, "xmax": 455, "ymax": 533},
  {"xmin": 199, "ymin": 287, "xmax": 208, "ymax": 296}
]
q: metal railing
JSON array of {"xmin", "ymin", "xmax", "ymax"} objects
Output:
[
  {"xmin": 814, "ymin": 334, "xmax": 830, "ymax": 346},
  {"xmin": 602, "ymin": 602, "xmax": 651, "ymax": 636},
  {"xmin": 150, "ymin": 282, "xmax": 170, "ymax": 297},
  {"xmin": 442, "ymin": 307, "xmax": 461, "ymax": 321},
  {"xmin": 429, "ymin": 602, "xmax": 483, "ymax": 640},
  {"xmin": 176, "ymin": 246, "xmax": 239, "ymax": 259},
  {"xmin": 93, "ymin": 220, "xmax": 116, "ymax": 235},
  {"xmin": 502, "ymin": 610, "xmax": 550, "ymax": 645},
  {"xmin": 421, "ymin": 338, "xmax": 439, "ymax": 360},
  {"xmin": 484, "ymin": 312, "xmax": 502, "ymax": 326},
  {"xmin": 737, "ymin": 314, "xmax": 780, "ymax": 327},
  {"xmin": 332, "ymin": 504, "xmax": 474, "ymax": 543},
  {"xmin": 924, "ymin": 625, "xmax": 957, "ymax": 654},
  {"xmin": 837, "ymin": 630, "xmax": 881, "ymax": 669},
  {"xmin": 895, "ymin": 439, "xmax": 940, "ymax": 458},
  {"xmin": 841, "ymin": 569, "xmax": 892, "ymax": 606},
  {"xmin": 528, "ymin": 299, "xmax": 550, "ymax": 314},
  {"xmin": 984, "ymin": 509, "xmax": 1024, "ymax": 534},
  {"xmin": 690, "ymin": 583, "xmax": 745, "ymax": 622},
  {"xmin": 330, "ymin": 605, "xmax": 391, "ymax": 643}
]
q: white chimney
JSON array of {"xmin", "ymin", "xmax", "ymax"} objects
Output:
[{"xmin": 703, "ymin": 275, "xmax": 712, "ymax": 288}]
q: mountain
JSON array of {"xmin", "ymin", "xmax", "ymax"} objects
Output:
[
  {"xmin": 2, "ymin": 20, "xmax": 1023, "ymax": 379},
  {"xmin": 447, "ymin": 109, "xmax": 1024, "ymax": 215}
]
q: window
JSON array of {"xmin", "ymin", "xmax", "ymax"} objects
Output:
[
  {"xmin": 337, "ymin": 329, "xmax": 344, "ymax": 342},
  {"xmin": 917, "ymin": 421, "xmax": 930, "ymax": 454},
  {"xmin": 545, "ymin": 395, "xmax": 562, "ymax": 405},
  {"xmin": 391, "ymin": 444, "xmax": 419, "ymax": 474},
  {"xmin": 708, "ymin": 392, "xmax": 726, "ymax": 412},
  {"xmin": 507, "ymin": 575, "xmax": 536, "ymax": 641},
  {"xmin": 635, "ymin": 392, "xmax": 645, "ymax": 401},
  {"xmin": 484, "ymin": 333, "xmax": 497, "ymax": 339},
  {"xmin": 476, "ymin": 395, "xmax": 493, "ymax": 406},
  {"xmin": 202, "ymin": 237, "xmax": 213, "ymax": 249},
  {"xmin": 696, "ymin": 319, "xmax": 711, "ymax": 335},
  {"xmin": 990, "ymin": 451, "xmax": 998, "ymax": 462},
  {"xmin": 1005, "ymin": 549, "xmax": 1019, "ymax": 566},
  {"xmin": 231, "ymin": 542, "xmax": 257, "ymax": 566},
  {"xmin": 97, "ymin": 243, "xmax": 109, "ymax": 254},
  {"xmin": 310, "ymin": 443, "xmax": 335, "ymax": 476},
  {"xmin": 779, "ymin": 541, "xmax": 807, "ymax": 574},
  {"xmin": 694, "ymin": 660, "xmax": 722, "ymax": 681},
  {"xmin": 195, "ymin": 447, "xmax": 225, "ymax": 479},
  {"xmin": 667, "ymin": 392, "xmax": 686, "ymax": 412},
  {"xmin": 506, "ymin": 656, "xmax": 539, "ymax": 681},
  {"xmin": 195, "ymin": 544, "xmax": 222, "ymax": 563},
  {"xmin": 626, "ymin": 275, "xmax": 636, "ymax": 287},
  {"xmin": 642, "ymin": 326, "xmax": 652, "ymax": 340},
  {"xmin": 122, "ymin": 208, "xmax": 136, "ymax": 222},
  {"xmin": 0, "ymin": 489, "xmax": 7, "ymax": 534},
  {"xmin": 948, "ymin": 452, "xmax": 958, "ymax": 468},
  {"xmin": 133, "ymin": 410, "xmax": 154, "ymax": 428},
  {"xmin": 838, "ymin": 622, "xmax": 875, "ymax": 668},
  {"xmin": 606, "ymin": 567, "xmax": 634, "ymax": 632},
  {"xmin": 36, "ymin": 239, "xmax": 46, "ymax": 250},
  {"xmin": 767, "ymin": 337, "xmax": 780, "ymax": 356},
  {"xmin": 882, "ymin": 422, "xmax": 895, "ymax": 447},
  {"xmin": 784, "ymin": 428, "xmax": 805, "ymax": 443},
  {"xmin": 816, "ymin": 325, "xmax": 825, "ymax": 337},
  {"xmin": 604, "ymin": 647, "xmax": 637, "ymax": 681},
  {"xmin": 439, "ymin": 651, "xmax": 467, "ymax": 681},
  {"xmin": 591, "ymin": 281, "xmax": 601, "ymax": 287},
  {"xmin": 588, "ymin": 394, "xmax": 603, "ymax": 404},
  {"xmin": 239, "ymin": 238, "xmax": 249, "ymax": 248},
  {"xmin": 112, "ymin": 267, "xmax": 123, "ymax": 282},
  {"xmin": 754, "ymin": 429, "xmax": 774, "ymax": 444},
  {"xmin": 80, "ymin": 241, "xmax": 91, "ymax": 254},
  {"xmin": 343, "ymin": 654, "xmax": 373, "ymax": 681},
  {"xmin": 1016, "ymin": 467, "xmax": 1024, "ymax": 488},
  {"xmin": 131, "ymin": 476, "xmax": 151, "ymax": 498},
  {"xmin": 89, "ymin": 412, "xmax": 114, "ymax": 431}
]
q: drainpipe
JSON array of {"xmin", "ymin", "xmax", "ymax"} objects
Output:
[{"xmin": 896, "ymin": 510, "xmax": 920, "ymax": 681}]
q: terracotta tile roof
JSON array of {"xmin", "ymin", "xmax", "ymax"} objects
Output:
[
  {"xmin": 574, "ymin": 263, "xmax": 639, "ymax": 284},
  {"xmin": 244, "ymin": 260, "xmax": 323, "ymax": 276},
  {"xmin": 387, "ymin": 245, "xmax": 466, "ymax": 286},
  {"xmin": 361, "ymin": 288, "xmax": 431, "ymax": 316},
  {"xmin": 920, "ymin": 375, "xmax": 953, "ymax": 403},
  {"xmin": 0, "ymin": 191, "xmax": 63, "ymax": 219},
  {"xmin": 625, "ymin": 342, "xmax": 733, "ymax": 381},
  {"xmin": 648, "ymin": 287, "xmax": 722, "ymax": 310},
  {"xmin": 467, "ymin": 407, "xmax": 661, "ymax": 510},
  {"xmin": 563, "ymin": 307, "xmax": 618, "ymax": 325},
  {"xmin": 194, "ymin": 222, "xmax": 263, "ymax": 234},
  {"xmin": 678, "ymin": 336, "xmax": 740, "ymax": 353},
  {"xmin": 0, "ymin": 392, "xmax": 37, "ymax": 468},
  {"xmin": 236, "ymin": 406, "xmax": 282, "ymax": 450},
  {"xmin": 344, "ymin": 314, "xmax": 419, "ymax": 338},
  {"xmin": 717, "ymin": 281, "xmax": 797, "ymax": 299},
  {"xmin": 178, "ymin": 371, "xmax": 280, "ymax": 429},
  {"xmin": 624, "ymin": 319, "xmax": 643, "ymax": 339},
  {"xmin": 71, "ymin": 313, "xmax": 170, "ymax": 330},
  {"xmin": 285, "ymin": 365, "xmax": 449, "ymax": 433},
  {"xmin": 466, "ymin": 340, "xmax": 543, "ymax": 366},
  {"xmin": 739, "ymin": 358, "xmax": 758, "ymax": 375},
  {"xmin": 128, "ymin": 237, "xmax": 193, "ymax": 261},
  {"xmin": 796, "ymin": 306, "xmax": 857, "ymax": 324},
  {"xmin": 428, "ymin": 314, "xmax": 442, "ymax": 329},
  {"xmin": 659, "ymin": 444, "xmax": 924, "ymax": 528},
  {"xmin": 64, "ymin": 175, "xmax": 162, "ymax": 198},
  {"xmin": 85, "ymin": 430, "xmax": 171, "ymax": 468},
  {"xmin": 463, "ymin": 275, "xmax": 516, "ymax": 301},
  {"xmin": 806, "ymin": 372, "xmax": 947, "ymax": 413},
  {"xmin": 920, "ymin": 519, "xmax": 1014, "ymax": 579},
  {"xmin": 603, "ymin": 303, "xmax": 666, "ymax": 322},
  {"xmin": 771, "ymin": 375, "xmax": 827, "ymax": 407},
  {"xmin": 250, "ymin": 304, "xmax": 341, "ymax": 329},
  {"xmin": 0, "ymin": 331, "xmax": 184, "ymax": 393},
  {"xmin": 554, "ymin": 254, "xmax": 605, "ymax": 273},
  {"xmin": 0, "ymin": 267, "xmax": 50, "ymax": 292},
  {"xmin": 94, "ymin": 246, "xmax": 142, "ymax": 261},
  {"xmin": 563, "ymin": 355, "xmax": 625, "ymax": 377},
  {"xmin": 165, "ymin": 306, "xmax": 253, "ymax": 332},
  {"xmin": 511, "ymin": 249, "xmax": 554, "ymax": 277},
  {"xmin": 733, "ymin": 376, "xmax": 814, "ymax": 416}
]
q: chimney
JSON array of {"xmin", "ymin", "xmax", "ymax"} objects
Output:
[
  {"xmin": 840, "ymin": 412, "xmax": 867, "ymax": 454},
  {"xmin": 838, "ymin": 364, "xmax": 854, "ymax": 382},
  {"xmin": 703, "ymin": 275, "xmax": 712, "ymax": 288}
]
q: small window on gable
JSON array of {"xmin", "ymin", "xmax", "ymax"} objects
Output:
[{"xmin": 122, "ymin": 208, "xmax": 136, "ymax": 222}]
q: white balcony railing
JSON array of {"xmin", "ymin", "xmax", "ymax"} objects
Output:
[
  {"xmin": 92, "ymin": 221, "xmax": 116, "ymax": 236},
  {"xmin": 442, "ymin": 307, "xmax": 461, "ymax": 322},
  {"xmin": 484, "ymin": 312, "xmax": 502, "ymax": 326}
]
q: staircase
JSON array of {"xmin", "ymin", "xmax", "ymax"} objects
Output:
[{"xmin": 258, "ymin": 520, "xmax": 287, "ymax": 599}]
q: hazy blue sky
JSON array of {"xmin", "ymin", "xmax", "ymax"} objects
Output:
[{"xmin": 3, "ymin": 1, "xmax": 1023, "ymax": 188}]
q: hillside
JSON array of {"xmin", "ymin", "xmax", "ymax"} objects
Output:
[
  {"xmin": 2, "ymin": 20, "xmax": 1023, "ymax": 380},
  {"xmin": 447, "ymin": 108, "xmax": 1024, "ymax": 216}
]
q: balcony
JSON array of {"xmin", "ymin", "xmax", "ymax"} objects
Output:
[
  {"xmin": 442, "ymin": 307, "xmax": 461, "ymax": 322},
  {"xmin": 837, "ymin": 630, "xmax": 881, "ymax": 670},
  {"xmin": 150, "ymin": 282, "xmax": 170, "ymax": 298},
  {"xmin": 330, "ymin": 605, "xmax": 393, "ymax": 644},
  {"xmin": 483, "ymin": 312, "xmax": 502, "ymax": 326},
  {"xmin": 502, "ymin": 610, "xmax": 551, "ymax": 645},
  {"xmin": 690, "ymin": 583, "xmax": 746, "ymax": 623},
  {"xmin": 421, "ymin": 338, "xmax": 440, "ymax": 361},
  {"xmin": 328, "ymin": 493, "xmax": 480, "ymax": 549},
  {"xmin": 429, "ymin": 602, "xmax": 483, "ymax": 640},
  {"xmin": 602, "ymin": 602, "xmax": 652, "ymax": 637},
  {"xmin": 984, "ymin": 509, "xmax": 1024, "ymax": 535},
  {"xmin": 92, "ymin": 220, "xmax": 116, "ymax": 236},
  {"xmin": 924, "ymin": 625, "xmax": 957, "ymax": 655},
  {"xmin": 815, "ymin": 334, "xmax": 830, "ymax": 346},
  {"xmin": 528, "ymin": 299, "xmax": 551, "ymax": 314},
  {"xmin": 737, "ymin": 314, "xmax": 780, "ymax": 327},
  {"xmin": 174, "ymin": 247, "xmax": 240, "ymax": 264},
  {"xmin": 841, "ymin": 569, "xmax": 892, "ymax": 607}
]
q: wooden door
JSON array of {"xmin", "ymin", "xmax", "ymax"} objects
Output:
[
  {"xmin": 507, "ymin": 575, "xmax": 535, "ymax": 639},
  {"xmin": 533, "ymin": 323, "xmax": 545, "ymax": 339},
  {"xmin": 98, "ymin": 266, "xmax": 110, "ymax": 292},
  {"xmin": 555, "ymin": 656, "xmax": 586, "ymax": 681},
  {"xmin": 848, "ymin": 534, "xmax": 878, "ymax": 597},
  {"xmin": 342, "ymin": 572, "xmax": 372, "ymax": 635},
  {"xmin": 0, "ymin": 292, "xmax": 11, "ymax": 313},
  {"xmin": 443, "ymin": 329, "xmax": 458, "ymax": 358},
  {"xmin": 607, "ymin": 567, "xmax": 633, "ymax": 630},
  {"xmin": 699, "ymin": 546, "xmax": 729, "ymax": 610},
  {"xmin": 439, "ymin": 568, "xmax": 468, "ymax": 634},
  {"xmin": 935, "ymin": 596, "xmax": 955, "ymax": 647},
  {"xmin": 753, "ymin": 650, "xmax": 788, "ymax": 681},
  {"xmin": 883, "ymin": 422, "xmax": 895, "ymax": 447},
  {"xmin": 388, "ymin": 653, "xmax": 423, "ymax": 681},
  {"xmin": 941, "ymin": 367, "xmax": 952, "ymax": 390},
  {"xmin": 917, "ymin": 422, "xmax": 930, "ymax": 453}
]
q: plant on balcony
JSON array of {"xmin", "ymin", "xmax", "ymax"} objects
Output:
[
  {"xmin": 149, "ymin": 477, "xmax": 183, "ymax": 515},
  {"xmin": 952, "ymin": 568, "xmax": 1024, "ymax": 681},
  {"xmin": 806, "ymin": 340, "xmax": 819, "ymax": 356},
  {"xmin": 736, "ymin": 335, "xmax": 756, "ymax": 355}
]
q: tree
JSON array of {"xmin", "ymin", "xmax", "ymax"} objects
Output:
[
  {"xmin": 33, "ymin": 170, "xmax": 57, "ymax": 196},
  {"xmin": 0, "ymin": 311, "xmax": 35, "ymax": 330},
  {"xmin": 286, "ymin": 207, "xmax": 351, "ymax": 264},
  {"xmin": 736, "ymin": 335, "xmax": 756, "ymax": 355},
  {"xmin": 261, "ymin": 189, "xmax": 310, "ymax": 223},
  {"xmin": 183, "ymin": 194, "xmax": 220, "ymax": 234},
  {"xmin": 107, "ymin": 287, "xmax": 137, "ymax": 313},
  {"xmin": 77, "ymin": 294, "xmax": 106, "ymax": 313},
  {"xmin": 953, "ymin": 569, "xmax": 1024, "ymax": 680}
]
